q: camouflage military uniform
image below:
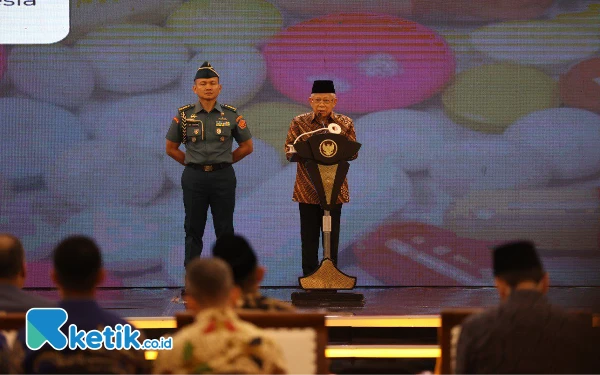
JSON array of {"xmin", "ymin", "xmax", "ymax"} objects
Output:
[{"xmin": 153, "ymin": 308, "xmax": 287, "ymax": 374}]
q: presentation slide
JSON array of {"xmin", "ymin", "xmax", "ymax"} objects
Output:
[{"xmin": 1, "ymin": 0, "xmax": 599, "ymax": 287}]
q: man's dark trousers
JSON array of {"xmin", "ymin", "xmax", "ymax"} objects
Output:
[
  {"xmin": 299, "ymin": 202, "xmax": 342, "ymax": 276},
  {"xmin": 182, "ymin": 164, "xmax": 236, "ymax": 267}
]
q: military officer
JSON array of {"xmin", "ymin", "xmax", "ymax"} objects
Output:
[{"xmin": 165, "ymin": 62, "xmax": 253, "ymax": 276}]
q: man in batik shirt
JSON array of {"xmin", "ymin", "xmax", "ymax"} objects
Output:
[
  {"xmin": 284, "ymin": 80, "xmax": 357, "ymax": 277},
  {"xmin": 153, "ymin": 258, "xmax": 287, "ymax": 374}
]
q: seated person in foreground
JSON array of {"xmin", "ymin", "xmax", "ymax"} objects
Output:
[
  {"xmin": 0, "ymin": 233, "xmax": 55, "ymax": 312},
  {"xmin": 213, "ymin": 234, "xmax": 294, "ymax": 311},
  {"xmin": 455, "ymin": 240, "xmax": 600, "ymax": 374},
  {"xmin": 1, "ymin": 233, "xmax": 55, "ymax": 373},
  {"xmin": 153, "ymin": 257, "xmax": 287, "ymax": 374},
  {"xmin": 11, "ymin": 236, "xmax": 149, "ymax": 374}
]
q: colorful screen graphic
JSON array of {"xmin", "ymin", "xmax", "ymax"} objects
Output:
[{"xmin": 1, "ymin": 0, "xmax": 600, "ymax": 287}]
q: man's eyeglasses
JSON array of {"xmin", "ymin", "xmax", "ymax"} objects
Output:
[{"xmin": 311, "ymin": 98, "xmax": 334, "ymax": 104}]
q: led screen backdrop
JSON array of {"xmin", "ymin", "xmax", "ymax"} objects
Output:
[{"xmin": 1, "ymin": 0, "xmax": 600, "ymax": 287}]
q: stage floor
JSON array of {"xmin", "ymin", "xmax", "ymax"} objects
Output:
[{"xmin": 27, "ymin": 286, "xmax": 600, "ymax": 318}]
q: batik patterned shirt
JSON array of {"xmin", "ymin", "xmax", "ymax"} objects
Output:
[
  {"xmin": 239, "ymin": 292, "xmax": 295, "ymax": 312},
  {"xmin": 153, "ymin": 308, "xmax": 287, "ymax": 374},
  {"xmin": 284, "ymin": 112, "xmax": 357, "ymax": 205}
]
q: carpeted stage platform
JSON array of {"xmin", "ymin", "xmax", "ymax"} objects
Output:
[{"xmin": 27, "ymin": 286, "xmax": 600, "ymax": 317}]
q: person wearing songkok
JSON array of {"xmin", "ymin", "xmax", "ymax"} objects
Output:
[
  {"xmin": 212, "ymin": 233, "xmax": 294, "ymax": 311},
  {"xmin": 153, "ymin": 258, "xmax": 287, "ymax": 374},
  {"xmin": 284, "ymin": 80, "xmax": 357, "ymax": 276},
  {"xmin": 455, "ymin": 240, "xmax": 600, "ymax": 374},
  {"xmin": 165, "ymin": 62, "xmax": 253, "ymax": 296}
]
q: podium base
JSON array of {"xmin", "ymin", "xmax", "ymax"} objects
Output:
[
  {"xmin": 298, "ymin": 258, "xmax": 357, "ymax": 290},
  {"xmin": 291, "ymin": 290, "xmax": 365, "ymax": 307},
  {"xmin": 293, "ymin": 259, "xmax": 363, "ymax": 307}
]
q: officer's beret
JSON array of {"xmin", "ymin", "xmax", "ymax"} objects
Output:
[
  {"xmin": 194, "ymin": 61, "xmax": 220, "ymax": 80},
  {"xmin": 212, "ymin": 234, "xmax": 257, "ymax": 285},
  {"xmin": 493, "ymin": 240, "xmax": 544, "ymax": 276},
  {"xmin": 312, "ymin": 80, "xmax": 335, "ymax": 94}
]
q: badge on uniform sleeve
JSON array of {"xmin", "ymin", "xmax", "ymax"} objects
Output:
[
  {"xmin": 236, "ymin": 115, "xmax": 247, "ymax": 129},
  {"xmin": 216, "ymin": 128, "xmax": 222, "ymax": 134}
]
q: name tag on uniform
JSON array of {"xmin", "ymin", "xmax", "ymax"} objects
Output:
[{"xmin": 216, "ymin": 120, "xmax": 230, "ymax": 127}]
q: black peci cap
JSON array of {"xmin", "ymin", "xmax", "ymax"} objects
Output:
[
  {"xmin": 212, "ymin": 234, "xmax": 257, "ymax": 285},
  {"xmin": 311, "ymin": 80, "xmax": 335, "ymax": 94},
  {"xmin": 493, "ymin": 240, "xmax": 544, "ymax": 276}
]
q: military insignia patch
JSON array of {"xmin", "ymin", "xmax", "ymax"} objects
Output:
[
  {"xmin": 222, "ymin": 104, "xmax": 237, "ymax": 112},
  {"xmin": 178, "ymin": 104, "xmax": 194, "ymax": 112},
  {"xmin": 238, "ymin": 119, "xmax": 247, "ymax": 129}
]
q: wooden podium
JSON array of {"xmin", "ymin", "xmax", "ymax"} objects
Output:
[{"xmin": 289, "ymin": 132, "xmax": 364, "ymax": 307}]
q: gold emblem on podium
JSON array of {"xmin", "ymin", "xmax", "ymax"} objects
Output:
[{"xmin": 319, "ymin": 140, "xmax": 338, "ymax": 158}]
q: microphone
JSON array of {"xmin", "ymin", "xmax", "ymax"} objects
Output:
[
  {"xmin": 287, "ymin": 123, "xmax": 342, "ymax": 153},
  {"xmin": 328, "ymin": 123, "xmax": 341, "ymax": 134}
]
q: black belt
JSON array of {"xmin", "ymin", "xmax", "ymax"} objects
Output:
[{"xmin": 186, "ymin": 163, "xmax": 231, "ymax": 172}]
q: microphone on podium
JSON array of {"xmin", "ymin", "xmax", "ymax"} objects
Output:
[
  {"xmin": 327, "ymin": 123, "xmax": 342, "ymax": 134},
  {"xmin": 287, "ymin": 123, "xmax": 341, "ymax": 154}
]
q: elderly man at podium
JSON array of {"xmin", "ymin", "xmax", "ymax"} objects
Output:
[{"xmin": 284, "ymin": 80, "xmax": 357, "ymax": 277}]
